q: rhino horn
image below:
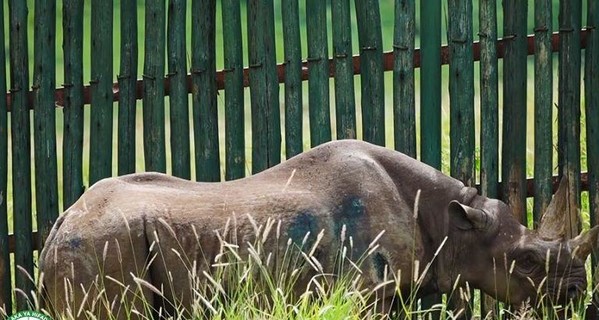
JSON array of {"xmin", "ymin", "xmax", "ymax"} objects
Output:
[
  {"xmin": 538, "ymin": 177, "xmax": 574, "ymax": 240},
  {"xmin": 568, "ymin": 225, "xmax": 599, "ymax": 261}
]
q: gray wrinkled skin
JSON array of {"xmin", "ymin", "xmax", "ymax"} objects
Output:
[{"xmin": 39, "ymin": 140, "xmax": 596, "ymax": 318}]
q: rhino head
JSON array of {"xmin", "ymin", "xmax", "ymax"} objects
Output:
[{"xmin": 443, "ymin": 178, "xmax": 598, "ymax": 308}]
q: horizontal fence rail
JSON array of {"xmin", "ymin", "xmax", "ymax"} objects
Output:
[{"xmin": 4, "ymin": 30, "xmax": 591, "ymax": 111}]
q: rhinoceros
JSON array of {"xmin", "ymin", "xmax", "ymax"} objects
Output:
[{"xmin": 39, "ymin": 140, "xmax": 598, "ymax": 318}]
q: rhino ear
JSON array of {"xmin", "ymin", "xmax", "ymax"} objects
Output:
[
  {"xmin": 568, "ymin": 225, "xmax": 599, "ymax": 261},
  {"xmin": 448, "ymin": 200, "xmax": 493, "ymax": 231}
]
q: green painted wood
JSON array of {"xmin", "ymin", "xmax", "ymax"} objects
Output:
[
  {"xmin": 480, "ymin": 0, "xmax": 499, "ymax": 199},
  {"xmin": 448, "ymin": 0, "xmax": 474, "ymax": 186},
  {"xmin": 282, "ymin": 0, "xmax": 304, "ymax": 157},
  {"xmin": 118, "ymin": 0, "xmax": 138, "ymax": 176},
  {"xmin": 331, "ymin": 0, "xmax": 356, "ymax": 140},
  {"xmin": 558, "ymin": 0, "xmax": 582, "ymax": 238},
  {"xmin": 222, "ymin": 0, "xmax": 246, "ymax": 180},
  {"xmin": 143, "ymin": 0, "xmax": 166, "ymax": 174},
  {"xmin": 355, "ymin": 0, "xmax": 385, "ymax": 146},
  {"xmin": 89, "ymin": 0, "xmax": 114, "ymax": 184},
  {"xmin": 586, "ymin": 0, "xmax": 599, "ymax": 301},
  {"xmin": 418, "ymin": 0, "xmax": 443, "ymax": 311},
  {"xmin": 168, "ymin": 0, "xmax": 191, "ymax": 179},
  {"xmin": 306, "ymin": 0, "xmax": 331, "ymax": 147},
  {"xmin": 0, "ymin": 2, "xmax": 11, "ymax": 313},
  {"xmin": 393, "ymin": 0, "xmax": 415, "ymax": 157},
  {"xmin": 192, "ymin": 0, "xmax": 220, "ymax": 181},
  {"xmin": 419, "ymin": 0, "xmax": 441, "ymax": 168},
  {"xmin": 502, "ymin": 0, "xmax": 528, "ymax": 225},
  {"xmin": 248, "ymin": 0, "xmax": 281, "ymax": 173},
  {"xmin": 479, "ymin": 1, "xmax": 499, "ymax": 316},
  {"xmin": 533, "ymin": 0, "xmax": 553, "ymax": 224},
  {"xmin": 8, "ymin": 0, "xmax": 33, "ymax": 310},
  {"xmin": 63, "ymin": 0, "xmax": 85, "ymax": 210},
  {"xmin": 33, "ymin": 0, "xmax": 59, "ymax": 250}
]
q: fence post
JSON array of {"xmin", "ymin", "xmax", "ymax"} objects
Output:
[
  {"xmin": 33, "ymin": 0, "xmax": 59, "ymax": 250},
  {"xmin": 222, "ymin": 0, "xmax": 246, "ymax": 180},
  {"xmin": 143, "ymin": 0, "xmax": 167, "ymax": 174},
  {"xmin": 332, "ymin": 0, "xmax": 356, "ymax": 141},
  {"xmin": 393, "ymin": 0, "xmax": 416, "ymax": 157},
  {"xmin": 355, "ymin": 0, "xmax": 385, "ymax": 146},
  {"xmin": 63, "ymin": 0, "xmax": 85, "ymax": 210},
  {"xmin": 533, "ymin": 0, "xmax": 554, "ymax": 224},
  {"xmin": 9, "ymin": 0, "xmax": 33, "ymax": 310},
  {"xmin": 89, "ymin": 0, "xmax": 114, "ymax": 184},
  {"xmin": 168, "ymin": 0, "xmax": 191, "ymax": 179},
  {"xmin": 419, "ymin": 0, "xmax": 441, "ymax": 169},
  {"xmin": 307, "ymin": 0, "xmax": 331, "ymax": 147},
  {"xmin": 193, "ymin": 0, "xmax": 221, "ymax": 181},
  {"xmin": 0, "ymin": 1, "xmax": 10, "ymax": 313},
  {"xmin": 248, "ymin": 0, "xmax": 281, "ymax": 173},
  {"xmin": 118, "ymin": 0, "xmax": 138, "ymax": 176},
  {"xmin": 502, "ymin": 0, "xmax": 528, "ymax": 226},
  {"xmin": 585, "ymin": 0, "xmax": 599, "ymax": 310},
  {"xmin": 558, "ymin": 0, "xmax": 582, "ymax": 239}
]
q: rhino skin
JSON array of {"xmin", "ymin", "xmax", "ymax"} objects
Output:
[{"xmin": 39, "ymin": 140, "xmax": 598, "ymax": 318}]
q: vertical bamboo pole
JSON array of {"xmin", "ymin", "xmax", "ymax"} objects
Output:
[
  {"xmin": 223, "ymin": 0, "xmax": 246, "ymax": 179},
  {"xmin": 558, "ymin": 0, "xmax": 582, "ymax": 238},
  {"xmin": 355, "ymin": 0, "xmax": 385, "ymax": 146},
  {"xmin": 9, "ymin": 0, "xmax": 33, "ymax": 310},
  {"xmin": 63, "ymin": 0, "xmax": 85, "ymax": 209},
  {"xmin": 33, "ymin": 0, "xmax": 59, "ymax": 248},
  {"xmin": 144, "ymin": 0, "xmax": 167, "ymax": 173},
  {"xmin": 480, "ymin": 0, "xmax": 499, "ymax": 316},
  {"xmin": 533, "ymin": 0, "xmax": 553, "ymax": 223},
  {"xmin": 448, "ymin": 0, "xmax": 474, "ymax": 186},
  {"xmin": 332, "ymin": 0, "xmax": 356, "ymax": 140},
  {"xmin": 420, "ymin": 0, "xmax": 441, "ymax": 168},
  {"xmin": 282, "ymin": 0, "xmax": 303, "ymax": 157},
  {"xmin": 586, "ymin": 0, "xmax": 599, "ymax": 307},
  {"xmin": 393, "ymin": 0, "xmax": 415, "ymax": 157},
  {"xmin": 502, "ymin": 0, "xmax": 528, "ymax": 225},
  {"xmin": 192, "ymin": 0, "xmax": 221, "ymax": 180},
  {"xmin": 89, "ymin": 0, "xmax": 114, "ymax": 184},
  {"xmin": 248, "ymin": 0, "xmax": 281, "ymax": 173},
  {"xmin": 118, "ymin": 0, "xmax": 138, "ymax": 175},
  {"xmin": 168, "ymin": 0, "xmax": 191, "ymax": 179},
  {"xmin": 306, "ymin": 0, "xmax": 331, "ymax": 147},
  {"xmin": 0, "ymin": 1, "xmax": 10, "ymax": 312}
]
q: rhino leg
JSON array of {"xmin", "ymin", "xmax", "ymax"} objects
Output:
[{"xmin": 41, "ymin": 216, "xmax": 154, "ymax": 320}]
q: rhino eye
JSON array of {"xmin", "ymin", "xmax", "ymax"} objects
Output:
[{"xmin": 517, "ymin": 253, "xmax": 539, "ymax": 274}]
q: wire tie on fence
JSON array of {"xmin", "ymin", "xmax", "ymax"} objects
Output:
[
  {"xmin": 117, "ymin": 74, "xmax": 130, "ymax": 80},
  {"xmin": 89, "ymin": 79, "xmax": 99, "ymax": 85},
  {"xmin": 166, "ymin": 72, "xmax": 177, "ymax": 77},
  {"xmin": 31, "ymin": 84, "xmax": 40, "ymax": 90},
  {"xmin": 62, "ymin": 83, "xmax": 73, "ymax": 88},
  {"xmin": 223, "ymin": 67, "xmax": 235, "ymax": 72},
  {"xmin": 249, "ymin": 63, "xmax": 263, "ymax": 69},
  {"xmin": 9, "ymin": 87, "xmax": 21, "ymax": 93},
  {"xmin": 450, "ymin": 38, "xmax": 468, "ymax": 44},
  {"xmin": 142, "ymin": 74, "xmax": 156, "ymax": 80},
  {"xmin": 190, "ymin": 68, "xmax": 206, "ymax": 74},
  {"xmin": 334, "ymin": 53, "xmax": 348, "ymax": 59},
  {"xmin": 585, "ymin": 25, "xmax": 596, "ymax": 31},
  {"xmin": 306, "ymin": 57, "xmax": 322, "ymax": 62},
  {"xmin": 559, "ymin": 28, "xmax": 574, "ymax": 33},
  {"xmin": 392, "ymin": 44, "xmax": 409, "ymax": 50},
  {"xmin": 502, "ymin": 34, "xmax": 517, "ymax": 41},
  {"xmin": 361, "ymin": 46, "xmax": 377, "ymax": 51},
  {"xmin": 534, "ymin": 26, "xmax": 549, "ymax": 33}
]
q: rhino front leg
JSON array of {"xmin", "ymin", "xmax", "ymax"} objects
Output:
[{"xmin": 41, "ymin": 217, "xmax": 154, "ymax": 320}]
